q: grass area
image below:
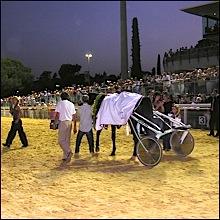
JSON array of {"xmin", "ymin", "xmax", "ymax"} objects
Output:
[{"xmin": 1, "ymin": 117, "xmax": 219, "ymax": 219}]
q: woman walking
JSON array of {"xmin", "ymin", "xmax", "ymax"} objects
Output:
[{"xmin": 3, "ymin": 96, "xmax": 28, "ymax": 148}]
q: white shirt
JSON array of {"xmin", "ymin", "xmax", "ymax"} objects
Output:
[
  {"xmin": 79, "ymin": 103, "xmax": 93, "ymax": 132},
  {"xmin": 172, "ymin": 116, "xmax": 182, "ymax": 127},
  {"xmin": 55, "ymin": 100, "xmax": 76, "ymax": 121},
  {"xmin": 168, "ymin": 114, "xmax": 182, "ymax": 128}
]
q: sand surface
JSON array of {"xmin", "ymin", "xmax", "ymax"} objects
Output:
[{"xmin": 1, "ymin": 117, "xmax": 219, "ymax": 219}]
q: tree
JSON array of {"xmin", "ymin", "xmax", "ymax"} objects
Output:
[
  {"xmin": 38, "ymin": 71, "xmax": 52, "ymax": 91},
  {"xmin": 107, "ymin": 74, "xmax": 119, "ymax": 82},
  {"xmin": 1, "ymin": 58, "xmax": 34, "ymax": 97},
  {"xmin": 52, "ymin": 72, "xmax": 61, "ymax": 90},
  {"xmin": 157, "ymin": 54, "xmax": 161, "ymax": 75},
  {"xmin": 58, "ymin": 64, "xmax": 81, "ymax": 87},
  {"xmin": 131, "ymin": 17, "xmax": 143, "ymax": 79},
  {"xmin": 74, "ymin": 73, "xmax": 86, "ymax": 85},
  {"xmin": 151, "ymin": 67, "xmax": 156, "ymax": 76}
]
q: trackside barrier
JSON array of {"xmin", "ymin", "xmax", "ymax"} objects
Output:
[{"xmin": 1, "ymin": 104, "xmax": 211, "ymax": 129}]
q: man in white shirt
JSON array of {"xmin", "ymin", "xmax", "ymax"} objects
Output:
[
  {"xmin": 54, "ymin": 92, "xmax": 77, "ymax": 163},
  {"xmin": 74, "ymin": 95, "xmax": 94, "ymax": 156}
]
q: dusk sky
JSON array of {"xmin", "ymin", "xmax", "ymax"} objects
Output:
[{"xmin": 1, "ymin": 1, "xmax": 210, "ymax": 77}]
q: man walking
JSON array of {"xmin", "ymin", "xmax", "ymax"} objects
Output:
[
  {"xmin": 74, "ymin": 95, "xmax": 95, "ymax": 157},
  {"xmin": 3, "ymin": 96, "xmax": 28, "ymax": 148},
  {"xmin": 54, "ymin": 92, "xmax": 77, "ymax": 163}
]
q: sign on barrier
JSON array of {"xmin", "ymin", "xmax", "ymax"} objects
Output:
[{"xmin": 198, "ymin": 116, "xmax": 206, "ymax": 125}]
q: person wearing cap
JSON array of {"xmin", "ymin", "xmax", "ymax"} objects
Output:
[
  {"xmin": 74, "ymin": 94, "xmax": 94, "ymax": 157},
  {"xmin": 3, "ymin": 96, "xmax": 28, "ymax": 148},
  {"xmin": 54, "ymin": 92, "xmax": 77, "ymax": 163}
]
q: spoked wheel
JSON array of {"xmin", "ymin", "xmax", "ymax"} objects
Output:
[
  {"xmin": 170, "ymin": 130, "xmax": 194, "ymax": 157},
  {"xmin": 136, "ymin": 136, "xmax": 162, "ymax": 167}
]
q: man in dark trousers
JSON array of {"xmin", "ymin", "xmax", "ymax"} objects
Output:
[
  {"xmin": 207, "ymin": 89, "xmax": 219, "ymax": 137},
  {"xmin": 213, "ymin": 92, "xmax": 219, "ymax": 137},
  {"xmin": 3, "ymin": 96, "xmax": 28, "ymax": 148},
  {"xmin": 74, "ymin": 95, "xmax": 95, "ymax": 157},
  {"xmin": 162, "ymin": 92, "xmax": 174, "ymax": 151}
]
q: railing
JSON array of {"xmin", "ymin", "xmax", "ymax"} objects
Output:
[
  {"xmin": 1, "ymin": 106, "xmax": 79, "ymax": 120},
  {"xmin": 164, "ymin": 44, "xmax": 219, "ymax": 63},
  {"xmin": 1, "ymin": 103, "xmax": 212, "ymax": 130},
  {"xmin": 177, "ymin": 103, "xmax": 211, "ymax": 129},
  {"xmin": 1, "ymin": 79, "xmax": 218, "ymax": 108},
  {"xmin": 137, "ymin": 79, "xmax": 219, "ymax": 96},
  {"xmin": 163, "ymin": 44, "xmax": 219, "ymax": 72}
]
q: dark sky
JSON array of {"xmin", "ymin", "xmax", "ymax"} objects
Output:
[{"xmin": 1, "ymin": 1, "xmax": 210, "ymax": 77}]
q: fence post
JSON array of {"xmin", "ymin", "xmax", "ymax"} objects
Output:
[{"xmin": 184, "ymin": 108, "xmax": 187, "ymax": 124}]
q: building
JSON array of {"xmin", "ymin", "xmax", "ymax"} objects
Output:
[{"xmin": 163, "ymin": 1, "xmax": 219, "ymax": 73}]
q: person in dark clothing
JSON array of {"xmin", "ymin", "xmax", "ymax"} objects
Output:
[
  {"xmin": 163, "ymin": 92, "xmax": 174, "ymax": 115},
  {"xmin": 153, "ymin": 91, "xmax": 165, "ymax": 113},
  {"xmin": 207, "ymin": 90, "xmax": 219, "ymax": 137},
  {"xmin": 2, "ymin": 96, "xmax": 28, "ymax": 148},
  {"xmin": 214, "ymin": 94, "xmax": 219, "ymax": 137},
  {"xmin": 162, "ymin": 92, "xmax": 174, "ymax": 151}
]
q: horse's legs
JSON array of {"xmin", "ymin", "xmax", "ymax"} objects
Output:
[
  {"xmin": 128, "ymin": 120, "xmax": 138, "ymax": 157},
  {"xmin": 110, "ymin": 125, "xmax": 116, "ymax": 156},
  {"xmin": 95, "ymin": 129, "xmax": 101, "ymax": 152}
]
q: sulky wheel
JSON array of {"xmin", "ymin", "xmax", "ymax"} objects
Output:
[
  {"xmin": 136, "ymin": 136, "xmax": 162, "ymax": 167},
  {"xmin": 170, "ymin": 130, "xmax": 194, "ymax": 157}
]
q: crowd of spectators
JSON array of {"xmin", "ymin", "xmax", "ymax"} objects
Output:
[
  {"xmin": 1, "ymin": 66, "xmax": 219, "ymax": 108},
  {"xmin": 205, "ymin": 22, "xmax": 219, "ymax": 34},
  {"xmin": 164, "ymin": 38, "xmax": 219, "ymax": 59}
]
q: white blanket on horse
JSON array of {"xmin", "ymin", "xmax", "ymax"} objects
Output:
[{"xmin": 95, "ymin": 92, "xmax": 142, "ymax": 130}]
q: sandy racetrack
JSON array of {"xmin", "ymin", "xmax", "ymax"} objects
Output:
[{"xmin": 1, "ymin": 117, "xmax": 219, "ymax": 219}]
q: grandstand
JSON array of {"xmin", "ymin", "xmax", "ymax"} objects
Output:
[{"xmin": 163, "ymin": 1, "xmax": 219, "ymax": 73}]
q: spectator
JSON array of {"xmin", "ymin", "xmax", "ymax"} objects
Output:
[
  {"xmin": 153, "ymin": 91, "xmax": 164, "ymax": 113},
  {"xmin": 163, "ymin": 92, "xmax": 174, "ymax": 115},
  {"xmin": 162, "ymin": 92, "xmax": 174, "ymax": 151},
  {"xmin": 208, "ymin": 89, "xmax": 219, "ymax": 137},
  {"xmin": 169, "ymin": 105, "xmax": 182, "ymax": 128}
]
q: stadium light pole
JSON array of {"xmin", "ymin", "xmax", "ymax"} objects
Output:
[{"xmin": 85, "ymin": 53, "xmax": 92, "ymax": 74}]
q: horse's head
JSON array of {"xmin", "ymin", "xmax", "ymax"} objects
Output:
[
  {"xmin": 93, "ymin": 94, "xmax": 106, "ymax": 117},
  {"xmin": 135, "ymin": 96, "xmax": 153, "ymax": 119},
  {"xmin": 88, "ymin": 92, "xmax": 106, "ymax": 117},
  {"xmin": 88, "ymin": 92, "xmax": 99, "ymax": 106}
]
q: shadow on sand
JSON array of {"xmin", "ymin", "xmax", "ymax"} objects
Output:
[
  {"xmin": 161, "ymin": 154, "xmax": 199, "ymax": 163},
  {"xmin": 51, "ymin": 154, "xmax": 150, "ymax": 174}
]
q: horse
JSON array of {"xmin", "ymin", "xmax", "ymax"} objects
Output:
[{"xmin": 88, "ymin": 91, "xmax": 154, "ymax": 157}]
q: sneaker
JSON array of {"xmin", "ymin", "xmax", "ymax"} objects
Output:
[
  {"xmin": 65, "ymin": 152, "xmax": 73, "ymax": 163},
  {"xmin": 2, "ymin": 143, "xmax": 10, "ymax": 148},
  {"xmin": 129, "ymin": 156, "xmax": 136, "ymax": 161},
  {"xmin": 74, "ymin": 153, "xmax": 80, "ymax": 159},
  {"xmin": 90, "ymin": 152, "xmax": 97, "ymax": 157},
  {"xmin": 21, "ymin": 145, "xmax": 28, "ymax": 148},
  {"xmin": 207, "ymin": 133, "xmax": 214, "ymax": 136}
]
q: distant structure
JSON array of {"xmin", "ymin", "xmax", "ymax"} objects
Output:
[
  {"xmin": 120, "ymin": 1, "xmax": 128, "ymax": 80},
  {"xmin": 163, "ymin": 1, "xmax": 219, "ymax": 73}
]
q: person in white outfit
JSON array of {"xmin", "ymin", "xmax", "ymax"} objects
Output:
[{"xmin": 54, "ymin": 92, "xmax": 77, "ymax": 163}]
